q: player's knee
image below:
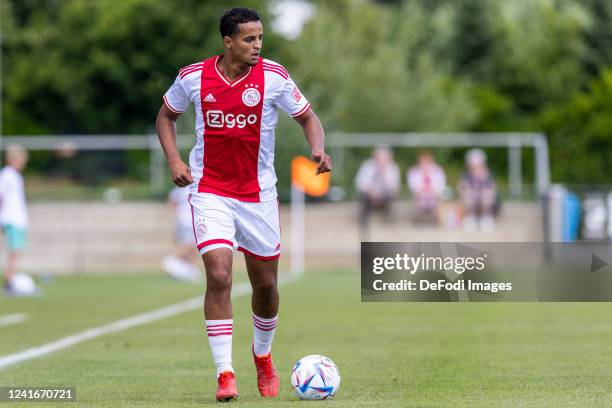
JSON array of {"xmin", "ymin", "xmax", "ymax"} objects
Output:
[
  {"xmin": 252, "ymin": 278, "xmax": 277, "ymax": 296},
  {"xmin": 206, "ymin": 267, "xmax": 232, "ymax": 292}
]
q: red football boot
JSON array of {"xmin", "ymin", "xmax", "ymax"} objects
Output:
[
  {"xmin": 253, "ymin": 347, "xmax": 280, "ymax": 397},
  {"xmin": 215, "ymin": 371, "xmax": 238, "ymax": 402}
]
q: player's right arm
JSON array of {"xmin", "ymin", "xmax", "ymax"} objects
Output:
[
  {"xmin": 156, "ymin": 105, "xmax": 192, "ymax": 187},
  {"xmin": 156, "ymin": 74, "xmax": 193, "ymax": 187}
]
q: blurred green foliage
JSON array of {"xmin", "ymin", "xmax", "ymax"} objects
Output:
[
  {"xmin": 3, "ymin": 0, "xmax": 284, "ymax": 134},
  {"xmin": 2, "ymin": 0, "xmax": 612, "ymax": 191},
  {"xmin": 289, "ymin": 0, "xmax": 478, "ymax": 132},
  {"xmin": 540, "ymin": 69, "xmax": 612, "ymax": 184}
]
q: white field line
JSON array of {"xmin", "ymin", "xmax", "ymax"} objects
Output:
[
  {"xmin": 0, "ymin": 273, "xmax": 299, "ymax": 370},
  {"xmin": 0, "ymin": 313, "xmax": 27, "ymax": 327}
]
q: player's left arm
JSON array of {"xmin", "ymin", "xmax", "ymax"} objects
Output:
[{"xmin": 293, "ymin": 110, "xmax": 332, "ymax": 175}]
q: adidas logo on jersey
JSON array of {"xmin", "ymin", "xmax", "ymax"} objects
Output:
[{"xmin": 204, "ymin": 93, "xmax": 216, "ymax": 103}]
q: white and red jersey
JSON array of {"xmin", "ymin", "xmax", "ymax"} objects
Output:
[{"xmin": 163, "ymin": 55, "xmax": 311, "ymax": 202}]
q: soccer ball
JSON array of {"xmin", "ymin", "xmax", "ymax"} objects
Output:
[
  {"xmin": 10, "ymin": 272, "xmax": 37, "ymax": 296},
  {"xmin": 290, "ymin": 355, "xmax": 340, "ymax": 400}
]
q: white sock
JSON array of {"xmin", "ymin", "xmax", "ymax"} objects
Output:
[
  {"xmin": 252, "ymin": 314, "xmax": 278, "ymax": 356},
  {"xmin": 205, "ymin": 319, "xmax": 233, "ymax": 377}
]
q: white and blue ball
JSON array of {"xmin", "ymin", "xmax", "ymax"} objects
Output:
[
  {"xmin": 10, "ymin": 272, "xmax": 37, "ymax": 296},
  {"xmin": 290, "ymin": 355, "xmax": 340, "ymax": 400}
]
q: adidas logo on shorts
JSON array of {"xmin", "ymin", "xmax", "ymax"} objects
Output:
[{"xmin": 204, "ymin": 93, "xmax": 216, "ymax": 103}]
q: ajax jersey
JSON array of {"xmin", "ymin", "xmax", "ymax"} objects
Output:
[{"xmin": 164, "ymin": 56, "xmax": 311, "ymax": 202}]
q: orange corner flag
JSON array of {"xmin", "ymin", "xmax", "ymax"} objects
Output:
[{"xmin": 291, "ymin": 156, "xmax": 331, "ymax": 197}]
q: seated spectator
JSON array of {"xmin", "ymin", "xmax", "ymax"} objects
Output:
[
  {"xmin": 458, "ymin": 148, "xmax": 498, "ymax": 232},
  {"xmin": 354, "ymin": 146, "xmax": 400, "ymax": 236},
  {"xmin": 407, "ymin": 152, "xmax": 446, "ymax": 224}
]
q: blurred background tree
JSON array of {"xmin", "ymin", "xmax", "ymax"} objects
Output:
[
  {"xmin": 290, "ymin": 0, "xmax": 477, "ymax": 133},
  {"xmin": 2, "ymin": 0, "xmax": 612, "ymax": 189},
  {"xmin": 540, "ymin": 69, "xmax": 612, "ymax": 184},
  {"xmin": 3, "ymin": 0, "xmax": 284, "ymax": 134}
]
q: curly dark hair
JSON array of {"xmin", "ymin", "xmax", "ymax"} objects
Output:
[{"xmin": 219, "ymin": 8, "xmax": 261, "ymax": 38}]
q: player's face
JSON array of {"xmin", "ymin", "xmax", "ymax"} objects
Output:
[{"xmin": 229, "ymin": 21, "xmax": 263, "ymax": 66}]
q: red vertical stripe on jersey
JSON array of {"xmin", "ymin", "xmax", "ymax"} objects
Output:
[{"xmin": 199, "ymin": 56, "xmax": 265, "ymax": 202}]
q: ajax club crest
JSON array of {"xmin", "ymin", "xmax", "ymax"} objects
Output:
[
  {"xmin": 242, "ymin": 84, "xmax": 261, "ymax": 107},
  {"xmin": 196, "ymin": 219, "xmax": 207, "ymax": 240}
]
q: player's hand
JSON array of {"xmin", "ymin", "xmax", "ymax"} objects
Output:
[
  {"xmin": 169, "ymin": 159, "xmax": 193, "ymax": 187},
  {"xmin": 311, "ymin": 150, "xmax": 332, "ymax": 175}
]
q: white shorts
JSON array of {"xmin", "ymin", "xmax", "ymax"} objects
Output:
[{"xmin": 188, "ymin": 193, "xmax": 281, "ymax": 260}]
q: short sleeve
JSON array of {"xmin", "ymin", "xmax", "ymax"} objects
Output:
[
  {"xmin": 163, "ymin": 76, "xmax": 189, "ymax": 114},
  {"xmin": 277, "ymin": 77, "xmax": 311, "ymax": 118}
]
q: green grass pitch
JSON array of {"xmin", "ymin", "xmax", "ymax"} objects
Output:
[{"xmin": 1, "ymin": 270, "xmax": 612, "ymax": 407}]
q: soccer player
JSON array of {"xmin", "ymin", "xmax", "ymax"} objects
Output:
[
  {"xmin": 156, "ymin": 7, "xmax": 331, "ymax": 401},
  {"xmin": 0, "ymin": 144, "xmax": 30, "ymax": 294}
]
